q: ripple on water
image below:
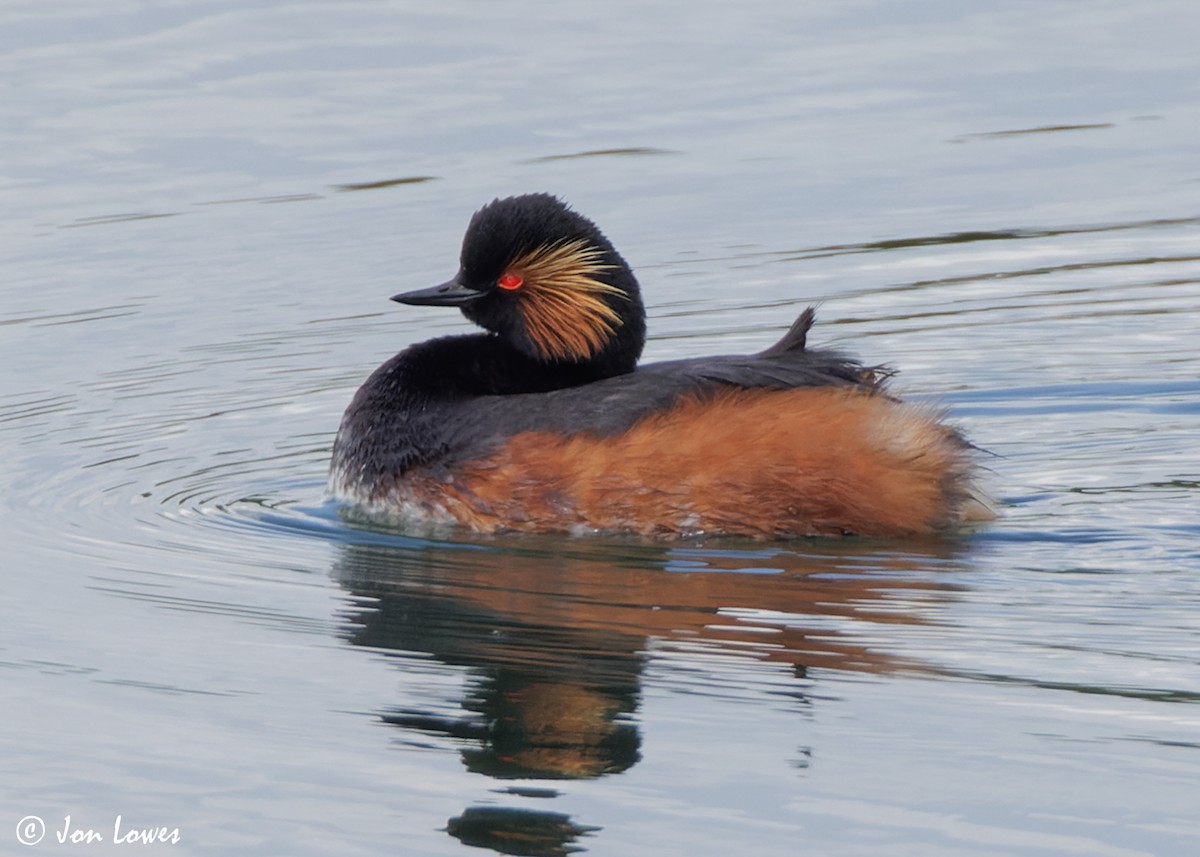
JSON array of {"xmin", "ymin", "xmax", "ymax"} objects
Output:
[
  {"xmin": 4, "ymin": 2, "xmax": 1200, "ymax": 853},
  {"xmin": 7, "ymin": 200, "xmax": 1198, "ymax": 715}
]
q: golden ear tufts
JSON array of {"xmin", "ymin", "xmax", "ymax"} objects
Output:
[{"xmin": 507, "ymin": 238, "xmax": 628, "ymax": 361}]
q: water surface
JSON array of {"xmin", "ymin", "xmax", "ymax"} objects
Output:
[{"xmin": 3, "ymin": 2, "xmax": 1199, "ymax": 855}]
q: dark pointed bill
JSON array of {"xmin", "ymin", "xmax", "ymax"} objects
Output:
[{"xmin": 392, "ymin": 278, "xmax": 484, "ymax": 307}]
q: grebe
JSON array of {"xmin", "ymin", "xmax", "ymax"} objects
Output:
[{"xmin": 329, "ymin": 193, "xmax": 988, "ymax": 538}]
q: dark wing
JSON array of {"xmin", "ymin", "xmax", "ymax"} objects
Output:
[{"xmin": 441, "ymin": 307, "xmax": 885, "ymax": 463}]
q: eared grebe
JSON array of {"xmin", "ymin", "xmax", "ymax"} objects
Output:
[{"xmin": 329, "ymin": 193, "xmax": 989, "ymax": 538}]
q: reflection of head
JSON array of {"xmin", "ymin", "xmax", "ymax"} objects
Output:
[
  {"xmin": 461, "ymin": 673, "xmax": 640, "ymax": 779},
  {"xmin": 342, "ymin": 557, "xmax": 645, "ymax": 780}
]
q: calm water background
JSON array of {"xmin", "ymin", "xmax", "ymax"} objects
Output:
[{"xmin": 3, "ymin": 2, "xmax": 1199, "ymax": 855}]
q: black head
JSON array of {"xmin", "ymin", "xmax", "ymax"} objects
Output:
[{"xmin": 394, "ymin": 194, "xmax": 646, "ymax": 375}]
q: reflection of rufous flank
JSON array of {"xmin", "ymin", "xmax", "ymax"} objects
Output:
[{"xmin": 375, "ymin": 540, "xmax": 960, "ymax": 676}]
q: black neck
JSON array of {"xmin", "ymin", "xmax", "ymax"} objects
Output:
[{"xmin": 386, "ymin": 333, "xmax": 629, "ymax": 399}]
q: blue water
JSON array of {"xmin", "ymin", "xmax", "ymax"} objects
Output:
[{"xmin": 3, "ymin": 2, "xmax": 1199, "ymax": 855}]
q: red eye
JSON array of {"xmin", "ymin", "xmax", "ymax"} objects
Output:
[{"xmin": 497, "ymin": 272, "xmax": 523, "ymax": 291}]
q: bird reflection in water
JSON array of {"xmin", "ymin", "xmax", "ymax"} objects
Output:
[{"xmin": 333, "ymin": 533, "xmax": 966, "ymax": 853}]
